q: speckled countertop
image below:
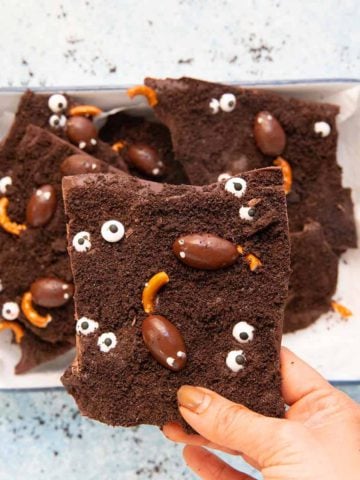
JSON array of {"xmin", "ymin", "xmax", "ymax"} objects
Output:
[{"xmin": 0, "ymin": 1, "xmax": 360, "ymax": 479}]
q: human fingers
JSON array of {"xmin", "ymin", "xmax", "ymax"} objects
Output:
[
  {"xmin": 163, "ymin": 422, "xmax": 239, "ymax": 455},
  {"xmin": 177, "ymin": 385, "xmax": 289, "ymax": 465},
  {"xmin": 183, "ymin": 445, "xmax": 255, "ymax": 480},
  {"xmin": 280, "ymin": 347, "xmax": 333, "ymax": 406}
]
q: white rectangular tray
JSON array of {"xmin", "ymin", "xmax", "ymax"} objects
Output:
[{"xmin": 0, "ymin": 80, "xmax": 359, "ymax": 389}]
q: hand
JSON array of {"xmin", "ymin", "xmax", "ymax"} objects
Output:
[{"xmin": 163, "ymin": 347, "xmax": 360, "ymax": 480}]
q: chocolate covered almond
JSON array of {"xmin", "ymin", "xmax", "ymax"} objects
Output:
[
  {"xmin": 26, "ymin": 185, "xmax": 57, "ymax": 227},
  {"xmin": 142, "ymin": 314, "xmax": 186, "ymax": 372},
  {"xmin": 61, "ymin": 154, "xmax": 103, "ymax": 175},
  {"xmin": 173, "ymin": 233, "xmax": 239, "ymax": 270},
  {"xmin": 66, "ymin": 116, "xmax": 98, "ymax": 151},
  {"xmin": 30, "ymin": 277, "xmax": 74, "ymax": 308},
  {"xmin": 254, "ymin": 111, "xmax": 286, "ymax": 156},
  {"xmin": 127, "ymin": 144, "xmax": 165, "ymax": 178}
]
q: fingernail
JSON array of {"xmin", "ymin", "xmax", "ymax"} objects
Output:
[{"xmin": 177, "ymin": 386, "xmax": 211, "ymax": 414}]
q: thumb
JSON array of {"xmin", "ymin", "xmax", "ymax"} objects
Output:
[{"xmin": 177, "ymin": 385, "xmax": 294, "ymax": 465}]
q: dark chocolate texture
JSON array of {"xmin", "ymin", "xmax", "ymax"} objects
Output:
[
  {"xmin": 145, "ymin": 77, "xmax": 357, "ymax": 331},
  {"xmin": 15, "ymin": 331, "xmax": 73, "ymax": 375},
  {"xmin": 286, "ymin": 222, "xmax": 338, "ymax": 332},
  {"xmin": 62, "ymin": 168, "xmax": 290, "ymax": 428},
  {"xmin": 0, "ymin": 90, "xmax": 128, "ymax": 173},
  {"xmin": 0, "ymin": 125, "xmax": 123, "ymax": 372},
  {"xmin": 99, "ymin": 112, "xmax": 188, "ymax": 184}
]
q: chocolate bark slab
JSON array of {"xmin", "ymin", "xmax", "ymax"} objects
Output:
[
  {"xmin": 286, "ymin": 222, "xmax": 338, "ymax": 332},
  {"xmin": 0, "ymin": 125, "xmax": 123, "ymax": 372},
  {"xmin": 99, "ymin": 112, "xmax": 188, "ymax": 185},
  {"xmin": 0, "ymin": 90, "xmax": 128, "ymax": 173},
  {"xmin": 15, "ymin": 331, "xmax": 73, "ymax": 375},
  {"xmin": 62, "ymin": 168, "xmax": 290, "ymax": 428},
  {"xmin": 144, "ymin": 77, "xmax": 357, "ymax": 331},
  {"xmin": 145, "ymin": 77, "xmax": 356, "ymax": 253}
]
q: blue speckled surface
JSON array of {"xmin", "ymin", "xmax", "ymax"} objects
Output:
[
  {"xmin": 0, "ymin": 385, "xmax": 359, "ymax": 479},
  {"xmin": 0, "ymin": 0, "xmax": 360, "ymax": 479}
]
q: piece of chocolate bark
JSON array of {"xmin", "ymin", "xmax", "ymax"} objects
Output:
[
  {"xmin": 15, "ymin": 331, "xmax": 73, "ymax": 375},
  {"xmin": 99, "ymin": 112, "xmax": 188, "ymax": 184},
  {"xmin": 144, "ymin": 77, "xmax": 356, "ymax": 253},
  {"xmin": 0, "ymin": 90, "xmax": 128, "ymax": 173},
  {"xmin": 143, "ymin": 77, "xmax": 356, "ymax": 331},
  {"xmin": 286, "ymin": 222, "xmax": 338, "ymax": 332},
  {"xmin": 0, "ymin": 124, "xmax": 123, "ymax": 373},
  {"xmin": 62, "ymin": 167, "xmax": 290, "ymax": 428}
]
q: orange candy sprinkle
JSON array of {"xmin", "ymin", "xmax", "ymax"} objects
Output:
[
  {"xmin": 21, "ymin": 292, "xmax": 52, "ymax": 328},
  {"xmin": 142, "ymin": 272, "xmax": 169, "ymax": 314},
  {"xmin": 0, "ymin": 197, "xmax": 27, "ymax": 236},
  {"xmin": 0, "ymin": 320, "xmax": 24, "ymax": 343},
  {"xmin": 127, "ymin": 85, "xmax": 158, "ymax": 107},
  {"xmin": 112, "ymin": 141, "xmax": 126, "ymax": 152},
  {"xmin": 245, "ymin": 254, "xmax": 262, "ymax": 271},
  {"xmin": 273, "ymin": 157, "xmax": 292, "ymax": 194},
  {"xmin": 68, "ymin": 105, "xmax": 103, "ymax": 117},
  {"xmin": 331, "ymin": 301, "xmax": 352, "ymax": 319}
]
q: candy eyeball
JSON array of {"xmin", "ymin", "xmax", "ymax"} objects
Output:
[
  {"xmin": 226, "ymin": 350, "xmax": 246, "ymax": 372},
  {"xmin": 1, "ymin": 301, "xmax": 20, "ymax": 321},
  {"xmin": 314, "ymin": 121, "xmax": 331, "ymax": 137},
  {"xmin": 239, "ymin": 206, "xmax": 256, "ymax": 221},
  {"xmin": 209, "ymin": 98, "xmax": 220, "ymax": 114},
  {"xmin": 49, "ymin": 114, "xmax": 67, "ymax": 129},
  {"xmin": 48, "ymin": 94, "xmax": 68, "ymax": 113},
  {"xmin": 76, "ymin": 317, "xmax": 99, "ymax": 335},
  {"xmin": 224, "ymin": 177, "xmax": 247, "ymax": 198},
  {"xmin": 101, "ymin": 220, "xmax": 125, "ymax": 243},
  {"xmin": 217, "ymin": 172, "xmax": 231, "ymax": 182},
  {"xmin": 0, "ymin": 176, "xmax": 12, "ymax": 195},
  {"xmin": 219, "ymin": 93, "xmax": 236, "ymax": 112},
  {"xmin": 98, "ymin": 332, "xmax": 117, "ymax": 353},
  {"xmin": 73, "ymin": 231, "xmax": 91, "ymax": 252},
  {"xmin": 232, "ymin": 321, "xmax": 255, "ymax": 343}
]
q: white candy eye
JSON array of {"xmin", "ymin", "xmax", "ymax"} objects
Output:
[
  {"xmin": 0, "ymin": 176, "xmax": 12, "ymax": 194},
  {"xmin": 101, "ymin": 220, "xmax": 125, "ymax": 243},
  {"xmin": 76, "ymin": 317, "xmax": 99, "ymax": 335},
  {"xmin": 226, "ymin": 350, "xmax": 246, "ymax": 372},
  {"xmin": 217, "ymin": 173, "xmax": 231, "ymax": 182},
  {"xmin": 314, "ymin": 121, "xmax": 331, "ymax": 137},
  {"xmin": 219, "ymin": 93, "xmax": 236, "ymax": 112},
  {"xmin": 224, "ymin": 177, "xmax": 247, "ymax": 198},
  {"xmin": 232, "ymin": 321, "xmax": 255, "ymax": 343},
  {"xmin": 2, "ymin": 302, "xmax": 20, "ymax": 321},
  {"xmin": 49, "ymin": 114, "xmax": 67, "ymax": 129},
  {"xmin": 98, "ymin": 332, "xmax": 117, "ymax": 353},
  {"xmin": 209, "ymin": 98, "xmax": 220, "ymax": 114},
  {"xmin": 73, "ymin": 231, "xmax": 91, "ymax": 252},
  {"xmin": 48, "ymin": 94, "xmax": 68, "ymax": 113},
  {"xmin": 239, "ymin": 206, "xmax": 256, "ymax": 221}
]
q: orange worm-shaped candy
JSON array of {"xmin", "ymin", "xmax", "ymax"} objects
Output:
[
  {"xmin": 0, "ymin": 197, "xmax": 27, "ymax": 236},
  {"xmin": 273, "ymin": 157, "xmax": 292, "ymax": 194},
  {"xmin": 331, "ymin": 301, "xmax": 352, "ymax": 318},
  {"xmin": 112, "ymin": 141, "xmax": 126, "ymax": 152},
  {"xmin": 142, "ymin": 272, "xmax": 170, "ymax": 314},
  {"xmin": 127, "ymin": 85, "xmax": 158, "ymax": 107},
  {"xmin": 0, "ymin": 320, "xmax": 24, "ymax": 343},
  {"xmin": 21, "ymin": 292, "xmax": 52, "ymax": 328},
  {"xmin": 245, "ymin": 254, "xmax": 262, "ymax": 271},
  {"xmin": 68, "ymin": 105, "xmax": 103, "ymax": 117},
  {"xmin": 237, "ymin": 245, "xmax": 262, "ymax": 272}
]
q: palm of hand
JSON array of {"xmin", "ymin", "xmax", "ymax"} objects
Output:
[{"xmin": 163, "ymin": 348, "xmax": 360, "ymax": 480}]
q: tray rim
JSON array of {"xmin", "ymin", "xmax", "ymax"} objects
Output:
[{"xmin": 0, "ymin": 77, "xmax": 359, "ymax": 94}]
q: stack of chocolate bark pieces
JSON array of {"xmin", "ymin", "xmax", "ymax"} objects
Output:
[
  {"xmin": 0, "ymin": 79, "xmax": 356, "ymax": 430},
  {"xmin": 0, "ymin": 91, "xmax": 128, "ymax": 373}
]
